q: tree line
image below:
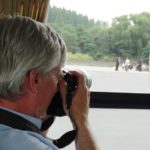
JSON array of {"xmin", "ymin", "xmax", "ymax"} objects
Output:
[{"xmin": 48, "ymin": 6, "xmax": 150, "ymax": 63}]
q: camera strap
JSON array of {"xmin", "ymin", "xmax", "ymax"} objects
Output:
[{"xmin": 0, "ymin": 108, "xmax": 77, "ymax": 149}]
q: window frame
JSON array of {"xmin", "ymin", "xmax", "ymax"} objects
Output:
[{"xmin": 90, "ymin": 91, "xmax": 150, "ymax": 109}]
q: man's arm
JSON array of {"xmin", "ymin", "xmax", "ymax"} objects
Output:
[
  {"xmin": 75, "ymin": 122, "xmax": 98, "ymax": 150},
  {"xmin": 59, "ymin": 70, "xmax": 99, "ymax": 150}
]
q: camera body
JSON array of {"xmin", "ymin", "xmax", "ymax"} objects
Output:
[
  {"xmin": 47, "ymin": 70, "xmax": 92, "ymax": 117},
  {"xmin": 47, "ymin": 71, "xmax": 77, "ymax": 116}
]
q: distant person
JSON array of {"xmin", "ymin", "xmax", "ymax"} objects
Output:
[
  {"xmin": 115, "ymin": 57, "xmax": 121, "ymax": 71},
  {"xmin": 124, "ymin": 58, "xmax": 130, "ymax": 71},
  {"xmin": 136, "ymin": 60, "xmax": 142, "ymax": 71},
  {"xmin": 142, "ymin": 63, "xmax": 149, "ymax": 71}
]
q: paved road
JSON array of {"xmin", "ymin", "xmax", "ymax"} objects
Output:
[
  {"xmin": 47, "ymin": 66, "xmax": 150, "ymax": 150},
  {"xmin": 66, "ymin": 65, "xmax": 150, "ymax": 93}
]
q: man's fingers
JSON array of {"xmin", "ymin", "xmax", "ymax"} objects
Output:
[{"xmin": 69, "ymin": 70, "xmax": 86, "ymax": 90}]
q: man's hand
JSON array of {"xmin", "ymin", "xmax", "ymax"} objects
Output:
[{"xmin": 58, "ymin": 70, "xmax": 99, "ymax": 150}]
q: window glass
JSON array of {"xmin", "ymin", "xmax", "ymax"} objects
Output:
[
  {"xmin": 48, "ymin": 1, "xmax": 150, "ymax": 150},
  {"xmin": 49, "ymin": 0, "xmax": 150, "ymax": 93},
  {"xmin": 48, "ymin": 108, "xmax": 150, "ymax": 150}
]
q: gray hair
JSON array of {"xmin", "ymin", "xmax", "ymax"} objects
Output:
[{"xmin": 0, "ymin": 15, "xmax": 67, "ymax": 100}]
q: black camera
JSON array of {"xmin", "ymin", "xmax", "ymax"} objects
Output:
[{"xmin": 47, "ymin": 70, "xmax": 92, "ymax": 117}]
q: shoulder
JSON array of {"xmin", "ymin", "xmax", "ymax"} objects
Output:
[{"xmin": 0, "ymin": 125, "xmax": 58, "ymax": 150}]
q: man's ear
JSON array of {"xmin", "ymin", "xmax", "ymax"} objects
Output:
[{"xmin": 27, "ymin": 70, "xmax": 39, "ymax": 94}]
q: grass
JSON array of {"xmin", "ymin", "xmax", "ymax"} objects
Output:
[{"xmin": 67, "ymin": 52, "xmax": 115, "ymax": 67}]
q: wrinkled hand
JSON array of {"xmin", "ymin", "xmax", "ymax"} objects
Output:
[{"xmin": 58, "ymin": 70, "xmax": 90, "ymax": 128}]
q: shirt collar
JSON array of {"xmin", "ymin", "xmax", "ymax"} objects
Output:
[{"xmin": 0, "ymin": 106, "xmax": 42, "ymax": 129}]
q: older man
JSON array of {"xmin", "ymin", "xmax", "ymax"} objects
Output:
[{"xmin": 0, "ymin": 16, "xmax": 98, "ymax": 150}]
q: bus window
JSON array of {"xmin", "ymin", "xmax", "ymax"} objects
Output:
[{"xmin": 48, "ymin": 1, "xmax": 150, "ymax": 150}]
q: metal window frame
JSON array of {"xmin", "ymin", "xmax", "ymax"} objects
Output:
[{"xmin": 90, "ymin": 92, "xmax": 150, "ymax": 109}]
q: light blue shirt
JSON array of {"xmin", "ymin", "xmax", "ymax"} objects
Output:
[{"xmin": 0, "ymin": 107, "xmax": 59, "ymax": 150}]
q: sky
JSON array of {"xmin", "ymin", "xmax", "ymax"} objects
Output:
[{"xmin": 50, "ymin": 0, "xmax": 150, "ymax": 23}]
